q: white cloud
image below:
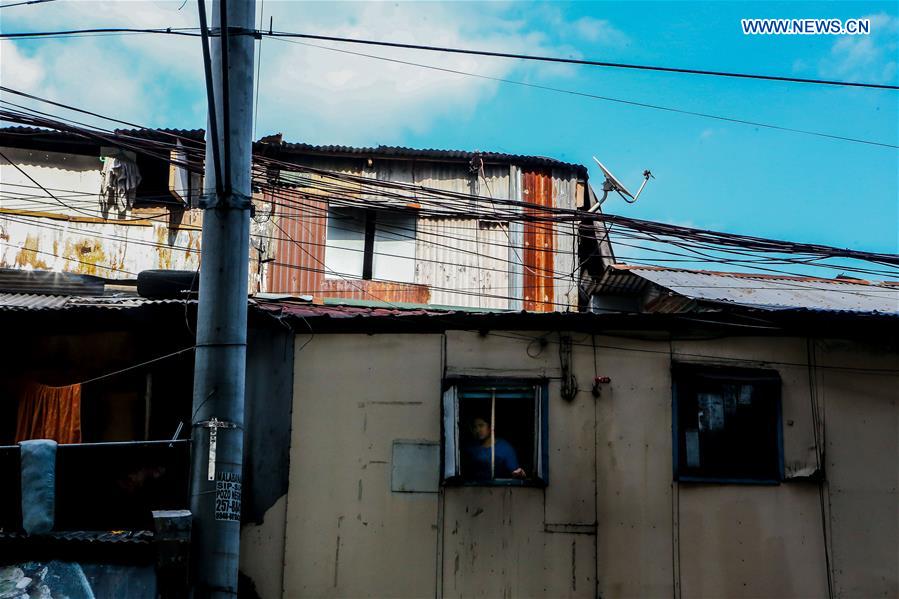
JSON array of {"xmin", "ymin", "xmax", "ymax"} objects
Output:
[
  {"xmin": 1, "ymin": 1, "xmax": 626, "ymax": 145},
  {"xmin": 0, "ymin": 42, "xmax": 45, "ymax": 91},
  {"xmin": 819, "ymin": 13, "xmax": 898, "ymax": 84},
  {"xmin": 1, "ymin": 1, "xmax": 204, "ymax": 129},
  {"xmin": 249, "ymin": 2, "xmax": 612, "ymax": 143},
  {"xmin": 572, "ymin": 17, "xmax": 629, "ymax": 45}
]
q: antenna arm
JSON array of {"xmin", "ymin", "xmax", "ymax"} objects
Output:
[
  {"xmin": 629, "ymin": 170, "xmax": 653, "ymax": 202},
  {"xmin": 587, "ymin": 188, "xmax": 609, "ymax": 212}
]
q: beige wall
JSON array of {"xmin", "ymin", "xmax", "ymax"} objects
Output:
[{"xmin": 252, "ymin": 330, "xmax": 899, "ymax": 598}]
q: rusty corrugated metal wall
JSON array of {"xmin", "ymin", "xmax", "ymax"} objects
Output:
[
  {"xmin": 522, "ymin": 170, "xmax": 555, "ymax": 312},
  {"xmin": 264, "ymin": 188, "xmax": 327, "ymax": 295},
  {"xmin": 265, "ymin": 187, "xmax": 428, "ymax": 303},
  {"xmin": 258, "ymin": 159, "xmax": 582, "ymax": 311}
]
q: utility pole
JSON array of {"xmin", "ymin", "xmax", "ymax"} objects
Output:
[{"xmin": 190, "ymin": 0, "xmax": 255, "ymax": 596}]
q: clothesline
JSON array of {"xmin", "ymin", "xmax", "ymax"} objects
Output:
[{"xmin": 37, "ymin": 345, "xmax": 197, "ymax": 388}]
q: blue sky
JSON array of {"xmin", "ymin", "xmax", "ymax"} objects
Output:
[{"xmin": 2, "ymin": 1, "xmax": 897, "ymax": 263}]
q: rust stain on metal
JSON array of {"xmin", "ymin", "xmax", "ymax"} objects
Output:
[
  {"xmin": 319, "ymin": 278, "xmax": 430, "ymax": 304},
  {"xmin": 155, "ymin": 225, "xmax": 173, "ymax": 270},
  {"xmin": 522, "ymin": 170, "xmax": 554, "ymax": 312},
  {"xmin": 58, "ymin": 238, "xmax": 108, "ymax": 276},
  {"xmin": 14, "ymin": 234, "xmax": 50, "ymax": 270}
]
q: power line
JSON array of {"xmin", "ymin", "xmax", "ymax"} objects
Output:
[
  {"xmin": 3, "ymin": 104, "xmax": 897, "ymax": 275},
  {"xmin": 272, "ymin": 38, "xmax": 898, "ymax": 150},
  {"xmin": 264, "ymin": 30, "xmax": 899, "ymax": 90},
  {"xmin": 2, "ymin": 26, "xmax": 897, "ymax": 90},
  {"xmin": 252, "ymin": 0, "xmax": 266, "ymax": 139},
  {"xmin": 0, "ymin": 0, "xmax": 57, "ymax": 8},
  {"xmin": 0, "ymin": 27, "xmax": 200, "ymax": 39},
  {"xmin": 10, "ymin": 184, "xmax": 895, "ymax": 285},
  {"xmin": 75, "ymin": 346, "xmax": 196, "ymax": 386},
  {"xmin": 6, "ymin": 194, "xmax": 897, "ymax": 305},
  {"xmin": 0, "ymin": 240, "xmax": 138, "ymax": 275}
]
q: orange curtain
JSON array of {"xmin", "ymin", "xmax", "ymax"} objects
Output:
[{"xmin": 15, "ymin": 382, "xmax": 82, "ymax": 444}]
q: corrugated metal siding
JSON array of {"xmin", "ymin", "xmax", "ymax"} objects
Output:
[
  {"xmin": 0, "ymin": 293, "xmax": 70, "ymax": 309},
  {"xmin": 0, "ymin": 214, "xmax": 201, "ymax": 278},
  {"xmin": 415, "ymin": 218, "xmax": 510, "ymax": 309},
  {"xmin": 552, "ymin": 173, "xmax": 579, "ymax": 310},
  {"xmin": 1, "ymin": 147, "xmax": 203, "ymax": 278},
  {"xmin": 630, "ymin": 267, "xmax": 899, "ymax": 315},
  {"xmin": 265, "ymin": 185, "xmax": 429, "ymax": 304},
  {"xmin": 0, "ymin": 268, "xmax": 105, "ymax": 295},
  {"xmin": 522, "ymin": 170, "xmax": 554, "ymax": 312},
  {"xmin": 508, "ymin": 166, "xmax": 523, "ymax": 311},
  {"xmin": 266, "ymin": 188, "xmax": 327, "ymax": 294},
  {"xmin": 319, "ymin": 278, "xmax": 429, "ymax": 304},
  {"xmin": 262, "ymin": 159, "xmax": 582, "ymax": 311},
  {"xmin": 272, "ymin": 140, "xmax": 588, "ymax": 176}
]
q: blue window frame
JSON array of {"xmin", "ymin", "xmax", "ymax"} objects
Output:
[
  {"xmin": 442, "ymin": 378, "xmax": 549, "ymax": 486},
  {"xmin": 673, "ymin": 364, "xmax": 784, "ymax": 484}
]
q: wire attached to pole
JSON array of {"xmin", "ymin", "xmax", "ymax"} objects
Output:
[{"xmin": 197, "ymin": 0, "xmax": 224, "ymax": 198}]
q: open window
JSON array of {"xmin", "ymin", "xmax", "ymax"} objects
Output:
[
  {"xmin": 324, "ymin": 206, "xmax": 417, "ymax": 282},
  {"xmin": 442, "ymin": 379, "xmax": 548, "ymax": 486},
  {"xmin": 673, "ymin": 364, "xmax": 783, "ymax": 483}
]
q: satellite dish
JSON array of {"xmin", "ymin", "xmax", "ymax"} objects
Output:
[{"xmin": 588, "ymin": 157, "xmax": 654, "ymax": 212}]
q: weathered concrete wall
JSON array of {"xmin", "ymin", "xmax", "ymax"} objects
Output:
[
  {"xmin": 283, "ymin": 334, "xmax": 443, "ymax": 598},
  {"xmin": 816, "ymin": 338, "xmax": 899, "ymax": 599},
  {"xmin": 241, "ymin": 495, "xmax": 288, "ymax": 599},
  {"xmin": 277, "ymin": 330, "xmax": 898, "ymax": 598},
  {"xmin": 239, "ymin": 327, "xmax": 295, "ymax": 598}
]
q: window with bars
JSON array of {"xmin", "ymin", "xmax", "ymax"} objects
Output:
[
  {"xmin": 673, "ymin": 364, "xmax": 783, "ymax": 483},
  {"xmin": 442, "ymin": 379, "xmax": 548, "ymax": 486}
]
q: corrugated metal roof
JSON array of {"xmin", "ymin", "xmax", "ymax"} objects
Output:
[
  {"xmin": 0, "ymin": 293, "xmax": 70, "ymax": 309},
  {"xmin": 0, "ymin": 293, "xmax": 188, "ymax": 311},
  {"xmin": 114, "ymin": 128, "xmax": 205, "ymax": 142},
  {"xmin": 0, "ymin": 126, "xmax": 203, "ymax": 142},
  {"xmin": 268, "ymin": 140, "xmax": 587, "ymax": 175},
  {"xmin": 2, "ymin": 127, "xmax": 588, "ymax": 175},
  {"xmin": 611, "ymin": 265, "xmax": 899, "ymax": 315},
  {"xmin": 0, "ymin": 268, "xmax": 107, "ymax": 296},
  {"xmin": 0, "ymin": 530, "xmax": 154, "ymax": 544},
  {"xmin": 0, "ymin": 125, "xmax": 87, "ymax": 142},
  {"xmin": 254, "ymin": 299, "xmax": 459, "ymax": 320}
]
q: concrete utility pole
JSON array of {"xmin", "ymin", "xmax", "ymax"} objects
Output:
[{"xmin": 190, "ymin": 0, "xmax": 255, "ymax": 596}]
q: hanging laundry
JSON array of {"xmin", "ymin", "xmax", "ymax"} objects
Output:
[
  {"xmin": 15, "ymin": 382, "xmax": 82, "ymax": 445},
  {"xmin": 100, "ymin": 155, "xmax": 142, "ymax": 212}
]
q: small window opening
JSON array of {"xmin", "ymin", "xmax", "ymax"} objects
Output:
[
  {"xmin": 324, "ymin": 205, "xmax": 416, "ymax": 283},
  {"xmin": 673, "ymin": 365, "xmax": 783, "ymax": 483},
  {"xmin": 443, "ymin": 379, "xmax": 548, "ymax": 486}
]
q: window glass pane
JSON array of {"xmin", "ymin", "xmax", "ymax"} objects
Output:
[
  {"xmin": 372, "ymin": 213, "xmax": 416, "ymax": 283},
  {"xmin": 325, "ymin": 207, "xmax": 365, "ymax": 279}
]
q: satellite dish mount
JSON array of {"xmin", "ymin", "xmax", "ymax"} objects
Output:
[{"xmin": 589, "ymin": 157, "xmax": 654, "ymax": 211}]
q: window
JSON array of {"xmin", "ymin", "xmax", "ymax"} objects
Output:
[
  {"xmin": 324, "ymin": 206, "xmax": 416, "ymax": 282},
  {"xmin": 442, "ymin": 379, "xmax": 548, "ymax": 486},
  {"xmin": 673, "ymin": 365, "xmax": 783, "ymax": 483}
]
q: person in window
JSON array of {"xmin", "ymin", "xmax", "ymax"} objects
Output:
[{"xmin": 463, "ymin": 415, "xmax": 526, "ymax": 480}]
